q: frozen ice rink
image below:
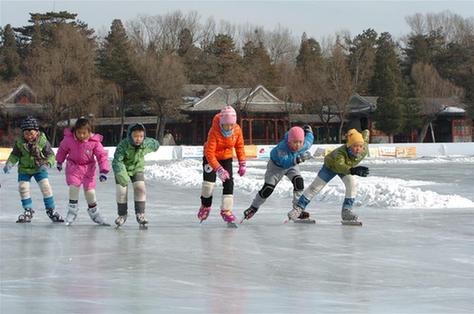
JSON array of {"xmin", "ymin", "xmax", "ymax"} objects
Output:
[{"xmin": 1, "ymin": 157, "xmax": 473, "ymax": 314}]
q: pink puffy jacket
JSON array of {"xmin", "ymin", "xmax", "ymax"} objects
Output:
[{"xmin": 56, "ymin": 128, "xmax": 110, "ymax": 190}]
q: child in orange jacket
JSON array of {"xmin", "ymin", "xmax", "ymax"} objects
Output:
[{"xmin": 197, "ymin": 106, "xmax": 246, "ymax": 225}]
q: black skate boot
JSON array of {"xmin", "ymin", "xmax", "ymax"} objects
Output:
[
  {"xmin": 16, "ymin": 208, "xmax": 34, "ymax": 223},
  {"xmin": 341, "ymin": 208, "xmax": 362, "ymax": 226},
  {"xmin": 46, "ymin": 208, "xmax": 64, "ymax": 223},
  {"xmin": 240, "ymin": 206, "xmax": 258, "ymax": 223},
  {"xmin": 136, "ymin": 213, "xmax": 148, "ymax": 229}
]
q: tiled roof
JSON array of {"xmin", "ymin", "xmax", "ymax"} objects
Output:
[{"xmin": 186, "ymin": 85, "xmax": 300, "ymax": 112}]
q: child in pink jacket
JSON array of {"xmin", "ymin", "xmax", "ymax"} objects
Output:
[{"xmin": 56, "ymin": 118, "xmax": 110, "ymax": 225}]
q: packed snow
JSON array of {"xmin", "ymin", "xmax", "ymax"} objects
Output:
[{"xmin": 146, "ymin": 158, "xmax": 474, "ymax": 210}]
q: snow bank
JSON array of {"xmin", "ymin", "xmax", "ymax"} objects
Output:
[{"xmin": 145, "ymin": 160, "xmax": 474, "ymax": 209}]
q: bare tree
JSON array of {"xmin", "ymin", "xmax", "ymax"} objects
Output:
[
  {"xmin": 25, "ymin": 23, "xmax": 100, "ymax": 145},
  {"xmin": 127, "ymin": 11, "xmax": 200, "ymax": 53},
  {"xmin": 326, "ymin": 40, "xmax": 354, "ymax": 142},
  {"xmin": 406, "ymin": 10, "xmax": 474, "ymax": 45},
  {"xmin": 411, "ymin": 62, "xmax": 464, "ymax": 142},
  {"xmin": 133, "ymin": 52, "xmax": 187, "ymax": 141}
]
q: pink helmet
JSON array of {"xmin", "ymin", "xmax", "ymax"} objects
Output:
[
  {"xmin": 288, "ymin": 126, "xmax": 304, "ymax": 142},
  {"xmin": 219, "ymin": 106, "xmax": 237, "ymax": 125}
]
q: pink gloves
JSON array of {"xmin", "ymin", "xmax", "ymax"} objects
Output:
[
  {"xmin": 238, "ymin": 161, "xmax": 246, "ymax": 176},
  {"xmin": 216, "ymin": 166, "xmax": 230, "ymax": 182}
]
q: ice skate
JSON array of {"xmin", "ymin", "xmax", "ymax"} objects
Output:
[
  {"xmin": 115, "ymin": 215, "xmax": 127, "ymax": 229},
  {"xmin": 197, "ymin": 205, "xmax": 211, "ymax": 223},
  {"xmin": 65, "ymin": 204, "xmax": 79, "ymax": 226},
  {"xmin": 293, "ymin": 211, "xmax": 316, "ymax": 224},
  {"xmin": 240, "ymin": 206, "xmax": 258, "ymax": 223},
  {"xmin": 46, "ymin": 208, "xmax": 64, "ymax": 223},
  {"xmin": 88, "ymin": 206, "xmax": 110, "ymax": 226},
  {"xmin": 16, "ymin": 208, "xmax": 34, "ymax": 223},
  {"xmin": 341, "ymin": 208, "xmax": 362, "ymax": 226},
  {"xmin": 220, "ymin": 209, "xmax": 238, "ymax": 228},
  {"xmin": 136, "ymin": 213, "xmax": 148, "ymax": 229},
  {"xmin": 287, "ymin": 206, "xmax": 303, "ymax": 222}
]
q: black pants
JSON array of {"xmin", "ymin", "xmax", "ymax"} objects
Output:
[{"xmin": 201, "ymin": 157, "xmax": 233, "ymax": 207}]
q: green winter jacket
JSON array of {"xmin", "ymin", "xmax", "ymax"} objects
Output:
[
  {"xmin": 7, "ymin": 132, "xmax": 55, "ymax": 174},
  {"xmin": 324, "ymin": 130, "xmax": 370, "ymax": 175},
  {"xmin": 112, "ymin": 124, "xmax": 160, "ymax": 186}
]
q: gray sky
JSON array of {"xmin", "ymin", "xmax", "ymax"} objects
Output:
[{"xmin": 1, "ymin": 0, "xmax": 473, "ymax": 40}]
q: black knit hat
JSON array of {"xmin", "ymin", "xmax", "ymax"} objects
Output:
[{"xmin": 20, "ymin": 116, "xmax": 39, "ymax": 131}]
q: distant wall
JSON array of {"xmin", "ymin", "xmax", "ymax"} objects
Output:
[{"xmin": 1, "ymin": 142, "xmax": 473, "ymax": 162}]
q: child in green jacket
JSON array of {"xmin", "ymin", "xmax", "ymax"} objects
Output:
[
  {"xmin": 112, "ymin": 123, "xmax": 159, "ymax": 228},
  {"xmin": 288, "ymin": 129, "xmax": 370, "ymax": 224},
  {"xmin": 3, "ymin": 116, "xmax": 63, "ymax": 223}
]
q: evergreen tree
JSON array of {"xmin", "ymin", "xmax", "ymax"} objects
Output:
[
  {"xmin": 98, "ymin": 19, "xmax": 142, "ymax": 137},
  {"xmin": 242, "ymin": 40, "xmax": 277, "ymax": 90},
  {"xmin": 0, "ymin": 24, "xmax": 21, "ymax": 81},
  {"xmin": 206, "ymin": 34, "xmax": 242, "ymax": 85},
  {"xmin": 347, "ymin": 29, "xmax": 377, "ymax": 95},
  {"xmin": 371, "ymin": 32, "xmax": 404, "ymax": 140}
]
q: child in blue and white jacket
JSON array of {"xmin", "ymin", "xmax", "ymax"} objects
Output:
[{"xmin": 242, "ymin": 125, "xmax": 314, "ymax": 222}]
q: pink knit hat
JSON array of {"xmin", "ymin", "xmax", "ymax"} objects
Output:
[
  {"xmin": 288, "ymin": 126, "xmax": 304, "ymax": 142},
  {"xmin": 219, "ymin": 106, "xmax": 237, "ymax": 125}
]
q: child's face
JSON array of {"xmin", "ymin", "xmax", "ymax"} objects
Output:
[
  {"xmin": 75, "ymin": 127, "xmax": 91, "ymax": 142},
  {"xmin": 288, "ymin": 139, "xmax": 304, "ymax": 152},
  {"xmin": 221, "ymin": 123, "xmax": 234, "ymax": 131},
  {"xmin": 131, "ymin": 130, "xmax": 145, "ymax": 146},
  {"xmin": 23, "ymin": 130, "xmax": 39, "ymax": 142},
  {"xmin": 350, "ymin": 143, "xmax": 364, "ymax": 156}
]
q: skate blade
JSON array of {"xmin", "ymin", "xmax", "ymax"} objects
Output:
[
  {"xmin": 227, "ymin": 222, "xmax": 238, "ymax": 228},
  {"xmin": 294, "ymin": 219, "xmax": 316, "ymax": 224},
  {"xmin": 341, "ymin": 220, "xmax": 362, "ymax": 226},
  {"xmin": 139, "ymin": 224, "xmax": 148, "ymax": 230},
  {"xmin": 99, "ymin": 223, "xmax": 111, "ymax": 227}
]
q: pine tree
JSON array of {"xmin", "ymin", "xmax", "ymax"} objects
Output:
[
  {"xmin": 206, "ymin": 34, "xmax": 242, "ymax": 85},
  {"xmin": 0, "ymin": 24, "xmax": 21, "ymax": 81},
  {"xmin": 98, "ymin": 19, "xmax": 142, "ymax": 138},
  {"xmin": 347, "ymin": 29, "xmax": 377, "ymax": 95},
  {"xmin": 371, "ymin": 32, "xmax": 404, "ymax": 140},
  {"xmin": 242, "ymin": 40, "xmax": 277, "ymax": 90}
]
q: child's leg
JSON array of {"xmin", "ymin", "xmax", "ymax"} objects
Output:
[
  {"xmin": 286, "ymin": 167, "xmax": 305, "ymax": 207},
  {"xmin": 131, "ymin": 173, "xmax": 146, "ymax": 223},
  {"xmin": 219, "ymin": 158, "xmax": 237, "ymax": 222},
  {"xmin": 200, "ymin": 157, "xmax": 216, "ymax": 208},
  {"xmin": 18, "ymin": 173, "xmax": 33, "ymax": 209},
  {"xmin": 34, "ymin": 172, "xmax": 63, "ymax": 222},
  {"xmin": 116, "ymin": 184, "xmax": 128, "ymax": 216},
  {"xmin": 294, "ymin": 165, "xmax": 336, "ymax": 211},
  {"xmin": 34, "ymin": 171, "xmax": 55, "ymax": 210},
  {"xmin": 84, "ymin": 189, "xmax": 106, "ymax": 224},
  {"xmin": 65, "ymin": 185, "xmax": 80, "ymax": 224},
  {"xmin": 340, "ymin": 175, "xmax": 359, "ymax": 220},
  {"xmin": 249, "ymin": 160, "xmax": 284, "ymax": 210},
  {"xmin": 16, "ymin": 173, "xmax": 35, "ymax": 222}
]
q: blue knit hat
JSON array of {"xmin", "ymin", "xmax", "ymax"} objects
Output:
[{"xmin": 20, "ymin": 116, "xmax": 39, "ymax": 131}]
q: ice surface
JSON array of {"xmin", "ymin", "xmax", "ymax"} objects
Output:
[{"xmin": 0, "ymin": 158, "xmax": 473, "ymax": 313}]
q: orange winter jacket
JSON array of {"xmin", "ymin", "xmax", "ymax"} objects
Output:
[{"xmin": 204, "ymin": 114, "xmax": 246, "ymax": 170}]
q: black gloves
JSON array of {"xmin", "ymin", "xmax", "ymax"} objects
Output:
[
  {"xmin": 295, "ymin": 151, "xmax": 312, "ymax": 164},
  {"xmin": 350, "ymin": 166, "xmax": 369, "ymax": 177},
  {"xmin": 303, "ymin": 124, "xmax": 313, "ymax": 134}
]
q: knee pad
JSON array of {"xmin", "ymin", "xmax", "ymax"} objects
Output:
[
  {"xmin": 258, "ymin": 183, "xmax": 275, "ymax": 199},
  {"xmin": 133, "ymin": 181, "xmax": 146, "ymax": 202},
  {"xmin": 38, "ymin": 179, "xmax": 53, "ymax": 198},
  {"xmin": 221, "ymin": 195, "xmax": 233, "ymax": 211},
  {"xmin": 292, "ymin": 175, "xmax": 304, "ymax": 191},
  {"xmin": 84, "ymin": 189, "xmax": 97, "ymax": 205},
  {"xmin": 19, "ymin": 181, "xmax": 30, "ymax": 199},
  {"xmin": 201, "ymin": 181, "xmax": 215, "ymax": 198}
]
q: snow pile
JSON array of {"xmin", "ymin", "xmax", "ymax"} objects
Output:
[{"xmin": 145, "ymin": 160, "xmax": 474, "ymax": 209}]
